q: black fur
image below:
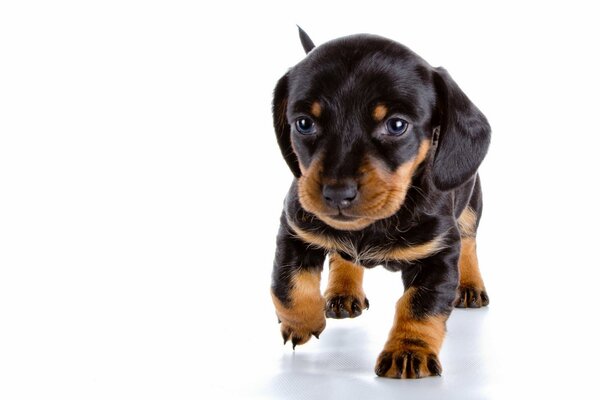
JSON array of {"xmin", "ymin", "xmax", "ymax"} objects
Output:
[
  {"xmin": 431, "ymin": 68, "xmax": 491, "ymax": 190},
  {"xmin": 271, "ymin": 210, "xmax": 326, "ymax": 306},
  {"xmin": 273, "ymin": 74, "xmax": 302, "ymax": 177}
]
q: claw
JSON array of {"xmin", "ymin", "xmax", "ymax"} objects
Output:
[
  {"xmin": 375, "ymin": 352, "xmax": 393, "ymax": 377},
  {"xmin": 282, "ymin": 329, "xmax": 290, "ymax": 345},
  {"xmin": 456, "ymin": 287, "xmax": 489, "ymax": 308},
  {"xmin": 292, "ymin": 336, "xmax": 301, "ymax": 350},
  {"xmin": 394, "ymin": 354, "xmax": 405, "ymax": 378},
  {"xmin": 427, "ymin": 355, "xmax": 442, "ymax": 376},
  {"xmin": 411, "ymin": 355, "xmax": 422, "ymax": 378},
  {"xmin": 312, "ymin": 332, "xmax": 320, "ymax": 339},
  {"xmin": 480, "ymin": 291, "xmax": 490, "ymax": 306}
]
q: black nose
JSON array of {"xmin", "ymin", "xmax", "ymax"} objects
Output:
[{"xmin": 322, "ymin": 182, "xmax": 358, "ymax": 209}]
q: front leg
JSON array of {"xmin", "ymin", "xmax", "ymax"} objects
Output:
[
  {"xmin": 375, "ymin": 246, "xmax": 459, "ymax": 379},
  {"xmin": 324, "ymin": 252, "xmax": 369, "ymax": 319},
  {"xmin": 271, "ymin": 216, "xmax": 327, "ymax": 349}
]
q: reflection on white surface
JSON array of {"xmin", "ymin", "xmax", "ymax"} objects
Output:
[
  {"xmin": 233, "ymin": 278, "xmax": 497, "ymax": 400},
  {"xmin": 218, "ymin": 261, "xmax": 599, "ymax": 400}
]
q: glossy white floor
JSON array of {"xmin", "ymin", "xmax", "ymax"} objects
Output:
[
  {"xmin": 206, "ymin": 249, "xmax": 600, "ymax": 400},
  {"xmin": 224, "ymin": 266, "xmax": 501, "ymax": 400}
]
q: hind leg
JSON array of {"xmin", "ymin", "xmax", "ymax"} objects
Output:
[{"xmin": 455, "ymin": 207, "xmax": 489, "ymax": 308}]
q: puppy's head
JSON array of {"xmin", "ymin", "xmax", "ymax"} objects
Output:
[{"xmin": 273, "ymin": 30, "xmax": 490, "ymax": 231}]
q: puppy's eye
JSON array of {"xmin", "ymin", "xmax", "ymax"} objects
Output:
[
  {"xmin": 295, "ymin": 117, "xmax": 316, "ymax": 135},
  {"xmin": 385, "ymin": 117, "xmax": 409, "ymax": 136}
]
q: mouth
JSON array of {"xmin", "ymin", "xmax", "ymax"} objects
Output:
[
  {"xmin": 315, "ymin": 209, "xmax": 374, "ymax": 231},
  {"xmin": 328, "ymin": 212, "xmax": 359, "ymax": 221}
]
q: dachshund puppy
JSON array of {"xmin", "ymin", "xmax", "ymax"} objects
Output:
[{"xmin": 270, "ymin": 28, "xmax": 491, "ymax": 379}]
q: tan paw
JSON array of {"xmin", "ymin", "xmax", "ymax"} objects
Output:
[
  {"xmin": 272, "ymin": 270, "xmax": 326, "ymax": 349},
  {"xmin": 279, "ymin": 315, "xmax": 325, "ymax": 349},
  {"xmin": 273, "ymin": 292, "xmax": 326, "ymax": 349},
  {"xmin": 375, "ymin": 339, "xmax": 442, "ymax": 379}
]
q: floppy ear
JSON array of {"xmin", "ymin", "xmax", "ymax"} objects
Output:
[
  {"xmin": 431, "ymin": 67, "xmax": 491, "ymax": 191},
  {"xmin": 297, "ymin": 26, "xmax": 315, "ymax": 54},
  {"xmin": 273, "ymin": 72, "xmax": 301, "ymax": 178}
]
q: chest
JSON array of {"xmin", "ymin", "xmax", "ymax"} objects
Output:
[{"xmin": 288, "ymin": 219, "xmax": 446, "ymax": 268}]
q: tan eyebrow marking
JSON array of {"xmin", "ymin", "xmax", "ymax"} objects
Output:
[
  {"xmin": 310, "ymin": 101, "xmax": 322, "ymax": 118},
  {"xmin": 373, "ymin": 104, "xmax": 388, "ymax": 122}
]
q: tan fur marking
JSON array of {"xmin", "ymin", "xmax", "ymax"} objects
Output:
[
  {"xmin": 272, "ymin": 270, "xmax": 325, "ymax": 346},
  {"xmin": 288, "ymin": 221, "xmax": 354, "ymax": 255},
  {"xmin": 458, "ymin": 237, "xmax": 484, "ymax": 289},
  {"xmin": 383, "ymin": 236, "xmax": 446, "ymax": 262},
  {"xmin": 457, "ymin": 207, "xmax": 477, "ymax": 238},
  {"xmin": 288, "ymin": 221, "xmax": 445, "ymax": 264},
  {"xmin": 376, "ymin": 288, "xmax": 447, "ymax": 378},
  {"xmin": 297, "ymin": 154, "xmax": 323, "ymax": 212},
  {"xmin": 297, "ymin": 140, "xmax": 431, "ymax": 231},
  {"xmin": 373, "ymin": 104, "xmax": 388, "ymax": 122},
  {"xmin": 324, "ymin": 253, "xmax": 366, "ymax": 303},
  {"xmin": 354, "ymin": 140, "xmax": 431, "ymax": 222},
  {"xmin": 385, "ymin": 288, "xmax": 447, "ymax": 353},
  {"xmin": 414, "ymin": 139, "xmax": 431, "ymax": 165},
  {"xmin": 310, "ymin": 101, "xmax": 322, "ymax": 118},
  {"xmin": 297, "ymin": 156, "xmax": 375, "ymax": 230},
  {"xmin": 318, "ymin": 215, "xmax": 374, "ymax": 231}
]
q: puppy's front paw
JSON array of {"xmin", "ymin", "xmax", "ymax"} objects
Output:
[
  {"xmin": 272, "ymin": 292, "xmax": 326, "ymax": 349},
  {"xmin": 375, "ymin": 341, "xmax": 442, "ymax": 379},
  {"xmin": 279, "ymin": 314, "xmax": 325, "ymax": 349},
  {"xmin": 325, "ymin": 294, "xmax": 369, "ymax": 319},
  {"xmin": 455, "ymin": 285, "xmax": 489, "ymax": 308},
  {"xmin": 324, "ymin": 253, "xmax": 368, "ymax": 319}
]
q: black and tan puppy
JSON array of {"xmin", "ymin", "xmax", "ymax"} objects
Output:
[{"xmin": 270, "ymin": 28, "xmax": 491, "ymax": 379}]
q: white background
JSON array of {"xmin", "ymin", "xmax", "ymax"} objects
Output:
[{"xmin": 1, "ymin": 1, "xmax": 599, "ymax": 399}]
